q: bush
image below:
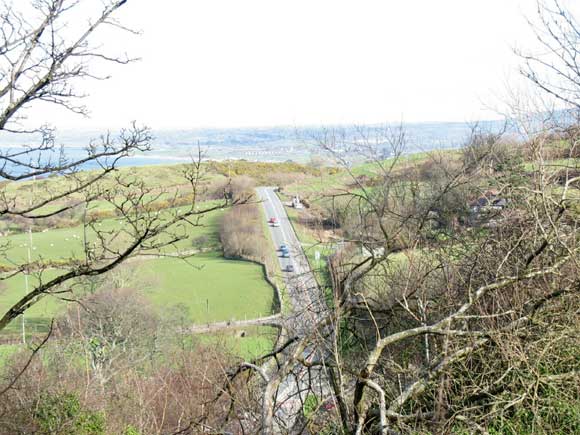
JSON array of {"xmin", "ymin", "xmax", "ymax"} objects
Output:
[
  {"xmin": 34, "ymin": 392, "xmax": 105, "ymax": 435},
  {"xmin": 220, "ymin": 203, "xmax": 268, "ymax": 261},
  {"xmin": 123, "ymin": 426, "xmax": 142, "ymax": 435},
  {"xmin": 462, "ymin": 132, "xmax": 518, "ymax": 174}
]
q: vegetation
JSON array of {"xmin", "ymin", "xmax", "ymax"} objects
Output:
[
  {"xmin": 0, "ymin": 284, "xmax": 239, "ymax": 434},
  {"xmin": 1, "ymin": 0, "xmax": 580, "ymax": 434},
  {"xmin": 141, "ymin": 255, "xmax": 276, "ymax": 323}
]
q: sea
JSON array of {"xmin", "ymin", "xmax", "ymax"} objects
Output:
[{"xmin": 0, "ymin": 120, "xmax": 509, "ymax": 179}]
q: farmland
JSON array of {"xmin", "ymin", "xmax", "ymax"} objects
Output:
[
  {"xmin": 0, "ymin": 164, "xmax": 296, "ymax": 362},
  {"xmin": 0, "ymin": 157, "xmax": 352, "ymax": 364},
  {"xmin": 0, "ymin": 253, "xmax": 276, "ymax": 337},
  {"xmin": 141, "ymin": 254, "xmax": 276, "ymax": 324}
]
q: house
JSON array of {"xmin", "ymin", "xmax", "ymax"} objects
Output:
[
  {"xmin": 470, "ymin": 190, "xmax": 508, "ymax": 214},
  {"xmin": 292, "ymin": 195, "xmax": 303, "ymax": 209},
  {"xmin": 468, "ymin": 190, "xmax": 509, "ymax": 227}
]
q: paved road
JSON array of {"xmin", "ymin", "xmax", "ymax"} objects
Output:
[
  {"xmin": 256, "ymin": 187, "xmax": 331, "ymax": 433},
  {"xmin": 256, "ymin": 187, "xmax": 327, "ymax": 334}
]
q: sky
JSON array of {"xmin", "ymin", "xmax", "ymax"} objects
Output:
[{"xmin": 24, "ymin": 0, "xmax": 564, "ymax": 130}]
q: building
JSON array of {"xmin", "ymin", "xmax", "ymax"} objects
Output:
[{"xmin": 292, "ymin": 195, "xmax": 303, "ymax": 209}]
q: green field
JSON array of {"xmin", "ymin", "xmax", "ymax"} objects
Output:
[
  {"xmin": 0, "ymin": 270, "xmax": 63, "ymax": 336},
  {"xmin": 0, "ymin": 202, "xmax": 225, "ymax": 266},
  {"xmin": 0, "ymin": 253, "xmax": 278, "ymax": 364},
  {"xmin": 1, "ymin": 252, "xmax": 276, "ymax": 333},
  {"xmin": 140, "ymin": 254, "xmax": 276, "ymax": 324},
  {"xmin": 1, "ymin": 192, "xmax": 278, "ymax": 361},
  {"xmin": 197, "ymin": 326, "xmax": 279, "ymax": 361}
]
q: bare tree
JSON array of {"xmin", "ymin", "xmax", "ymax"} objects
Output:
[
  {"xmin": 519, "ymin": 0, "xmax": 580, "ymax": 112},
  {"xmin": 0, "ymin": 2, "xmax": 236, "ymax": 344},
  {"xmin": 221, "ymin": 112, "xmax": 578, "ymax": 435},
  {"xmin": 216, "ymin": 4, "xmax": 580, "ymax": 433}
]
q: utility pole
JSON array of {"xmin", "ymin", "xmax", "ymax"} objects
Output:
[
  {"xmin": 22, "ymin": 227, "xmax": 33, "ymax": 344},
  {"xmin": 22, "ymin": 175, "xmax": 36, "ymax": 344}
]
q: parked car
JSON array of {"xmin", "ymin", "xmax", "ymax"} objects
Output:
[{"xmin": 286, "ymin": 264, "xmax": 295, "ymax": 272}]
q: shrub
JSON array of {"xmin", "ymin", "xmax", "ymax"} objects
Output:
[
  {"xmin": 123, "ymin": 426, "xmax": 142, "ymax": 435},
  {"xmin": 220, "ymin": 203, "xmax": 268, "ymax": 262},
  {"xmin": 34, "ymin": 392, "xmax": 105, "ymax": 435}
]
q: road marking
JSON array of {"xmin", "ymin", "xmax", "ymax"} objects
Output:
[{"xmin": 263, "ymin": 188, "xmax": 320, "ymax": 319}]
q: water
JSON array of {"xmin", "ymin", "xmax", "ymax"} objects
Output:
[{"xmin": 0, "ymin": 120, "xmax": 508, "ymax": 179}]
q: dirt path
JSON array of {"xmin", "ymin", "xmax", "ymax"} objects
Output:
[{"xmin": 185, "ymin": 313, "xmax": 282, "ymax": 334}]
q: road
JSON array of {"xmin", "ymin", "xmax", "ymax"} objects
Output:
[
  {"xmin": 256, "ymin": 187, "xmax": 327, "ymax": 335},
  {"xmin": 256, "ymin": 187, "xmax": 331, "ymax": 433}
]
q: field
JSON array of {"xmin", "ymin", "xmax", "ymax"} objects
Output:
[
  {"xmin": 1, "ymin": 253, "xmax": 276, "ymax": 334},
  {"xmin": 0, "ymin": 270, "xmax": 62, "ymax": 336},
  {"xmin": 0, "ymin": 202, "xmax": 225, "ymax": 266},
  {"xmin": 197, "ymin": 326, "xmax": 279, "ymax": 360},
  {"xmin": 140, "ymin": 254, "xmax": 276, "ymax": 324},
  {"xmin": 1, "ymin": 168, "xmax": 282, "ymax": 363}
]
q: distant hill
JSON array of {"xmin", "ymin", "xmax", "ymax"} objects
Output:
[{"xmin": 0, "ymin": 119, "xmax": 510, "ymax": 173}]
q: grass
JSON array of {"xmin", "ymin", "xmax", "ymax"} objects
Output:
[
  {"xmin": 0, "ymin": 253, "xmax": 278, "ymax": 366},
  {"xmin": 0, "ymin": 202, "xmax": 279, "ymax": 339},
  {"xmin": 0, "ymin": 202, "xmax": 225, "ymax": 266},
  {"xmin": 197, "ymin": 326, "xmax": 279, "ymax": 361},
  {"xmin": 0, "ymin": 269, "xmax": 63, "ymax": 336},
  {"xmin": 1, "ymin": 253, "xmax": 277, "ymax": 337},
  {"xmin": 138, "ymin": 253, "xmax": 276, "ymax": 324}
]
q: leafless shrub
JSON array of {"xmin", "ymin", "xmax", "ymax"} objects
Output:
[{"xmin": 220, "ymin": 203, "xmax": 268, "ymax": 262}]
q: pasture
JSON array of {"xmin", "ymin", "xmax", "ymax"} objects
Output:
[
  {"xmin": 140, "ymin": 254, "xmax": 276, "ymax": 324},
  {"xmin": 0, "ymin": 202, "xmax": 225, "ymax": 266}
]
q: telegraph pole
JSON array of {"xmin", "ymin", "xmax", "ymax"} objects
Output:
[
  {"xmin": 22, "ymin": 227, "xmax": 33, "ymax": 344},
  {"xmin": 22, "ymin": 175, "xmax": 36, "ymax": 344}
]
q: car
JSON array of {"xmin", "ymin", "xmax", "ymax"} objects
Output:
[
  {"xmin": 286, "ymin": 264, "xmax": 295, "ymax": 272},
  {"xmin": 282, "ymin": 251, "xmax": 290, "ymax": 258},
  {"xmin": 272, "ymin": 221, "xmax": 280, "ymax": 227},
  {"xmin": 279, "ymin": 244, "xmax": 287, "ymax": 251}
]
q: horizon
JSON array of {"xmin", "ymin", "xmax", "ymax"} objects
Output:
[{"xmin": 28, "ymin": 116, "xmax": 508, "ymax": 135}]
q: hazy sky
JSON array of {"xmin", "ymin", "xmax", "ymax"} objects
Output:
[{"xmin": 29, "ymin": 0, "xmax": 561, "ymax": 130}]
